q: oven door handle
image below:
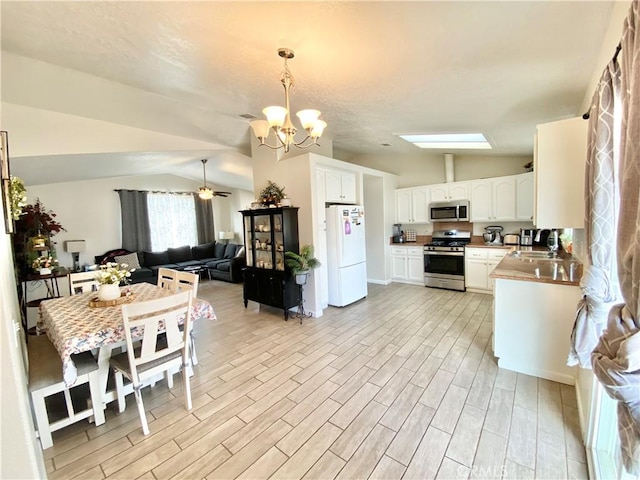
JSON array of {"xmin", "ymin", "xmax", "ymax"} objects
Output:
[{"xmin": 423, "ymin": 251, "xmax": 464, "ymax": 256}]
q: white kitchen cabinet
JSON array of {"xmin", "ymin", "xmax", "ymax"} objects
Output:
[
  {"xmin": 494, "ymin": 278, "xmax": 581, "ymax": 384},
  {"xmin": 535, "ymin": 117, "xmax": 587, "ymax": 228},
  {"xmin": 395, "ymin": 187, "xmax": 430, "ymax": 223},
  {"xmin": 324, "ymin": 169, "xmax": 357, "ymax": 204},
  {"xmin": 465, "ymin": 247, "xmax": 510, "ymax": 293},
  {"xmin": 429, "ymin": 181, "xmax": 470, "ymax": 202},
  {"xmin": 470, "ymin": 177, "xmax": 516, "ymax": 222},
  {"xmin": 516, "ymin": 172, "xmax": 534, "ymax": 221},
  {"xmin": 391, "ymin": 246, "xmax": 424, "ymax": 285}
]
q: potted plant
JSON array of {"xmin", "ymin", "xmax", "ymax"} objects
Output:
[{"xmin": 285, "ymin": 245, "xmax": 320, "ymax": 285}]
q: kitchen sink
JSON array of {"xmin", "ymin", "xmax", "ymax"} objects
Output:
[{"xmin": 510, "ymin": 250, "xmax": 559, "ymax": 259}]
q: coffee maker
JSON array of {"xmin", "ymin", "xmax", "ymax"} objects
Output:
[
  {"xmin": 520, "ymin": 228, "xmax": 534, "ymax": 246},
  {"xmin": 393, "ymin": 224, "xmax": 402, "ymax": 243}
]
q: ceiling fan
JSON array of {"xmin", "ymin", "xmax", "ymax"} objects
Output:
[{"xmin": 198, "ymin": 159, "xmax": 232, "ymax": 199}]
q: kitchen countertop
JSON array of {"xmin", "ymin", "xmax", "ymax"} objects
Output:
[{"xmin": 489, "ymin": 251, "xmax": 582, "ymax": 286}]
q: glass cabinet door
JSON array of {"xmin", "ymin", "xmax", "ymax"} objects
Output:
[
  {"xmin": 244, "ymin": 215, "xmax": 254, "ymax": 267},
  {"xmin": 253, "ymin": 214, "xmax": 273, "ymax": 269},
  {"xmin": 273, "ymin": 213, "xmax": 285, "ymax": 271}
]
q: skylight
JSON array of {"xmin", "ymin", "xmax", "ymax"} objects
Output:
[{"xmin": 397, "ymin": 133, "xmax": 492, "ymax": 149}]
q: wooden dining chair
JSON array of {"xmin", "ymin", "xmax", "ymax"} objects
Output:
[
  {"xmin": 109, "ymin": 290, "xmax": 193, "ymax": 435},
  {"xmin": 28, "ymin": 335, "xmax": 105, "ymax": 449},
  {"xmin": 69, "ymin": 271, "xmax": 99, "ymax": 295},
  {"xmin": 157, "ymin": 267, "xmax": 177, "ymax": 291},
  {"xmin": 174, "ymin": 271, "xmax": 199, "ymax": 365}
]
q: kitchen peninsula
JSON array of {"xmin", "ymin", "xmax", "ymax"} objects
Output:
[{"xmin": 490, "ymin": 252, "xmax": 583, "ymax": 384}]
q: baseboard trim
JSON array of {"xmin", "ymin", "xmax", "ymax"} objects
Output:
[
  {"xmin": 496, "ymin": 359, "xmax": 576, "ymax": 385},
  {"xmin": 368, "ymin": 279, "xmax": 392, "ymax": 285}
]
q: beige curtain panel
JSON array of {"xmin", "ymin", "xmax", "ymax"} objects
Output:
[
  {"xmin": 568, "ymin": 60, "xmax": 622, "ymax": 368},
  {"xmin": 592, "ymin": 1, "xmax": 640, "ymax": 474}
]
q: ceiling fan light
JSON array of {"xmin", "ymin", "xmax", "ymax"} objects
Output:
[
  {"xmin": 263, "ymin": 106, "xmax": 287, "ymax": 128},
  {"xmin": 296, "ymin": 109, "xmax": 321, "ymax": 130},
  {"xmin": 310, "ymin": 120, "xmax": 327, "ymax": 139},
  {"xmin": 250, "ymin": 119, "xmax": 271, "ymax": 139},
  {"xmin": 198, "ymin": 187, "xmax": 214, "ymax": 200}
]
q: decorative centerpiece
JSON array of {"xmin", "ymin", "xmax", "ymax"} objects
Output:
[
  {"xmin": 259, "ymin": 180, "xmax": 285, "ymax": 206},
  {"xmin": 32, "ymin": 255, "xmax": 58, "ymax": 275},
  {"xmin": 94, "ymin": 262, "xmax": 134, "ymax": 302}
]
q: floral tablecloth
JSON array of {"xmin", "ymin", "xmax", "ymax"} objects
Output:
[{"xmin": 38, "ymin": 282, "xmax": 216, "ymax": 386}]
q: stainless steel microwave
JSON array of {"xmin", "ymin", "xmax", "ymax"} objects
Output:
[{"xmin": 429, "ymin": 200, "xmax": 470, "ymax": 222}]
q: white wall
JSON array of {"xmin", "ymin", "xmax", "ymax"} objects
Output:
[
  {"xmin": 344, "ymin": 153, "xmax": 532, "ymax": 188},
  {"xmin": 1, "ymin": 206, "xmax": 47, "ymax": 478},
  {"xmin": 363, "ymin": 175, "xmax": 386, "ymax": 283}
]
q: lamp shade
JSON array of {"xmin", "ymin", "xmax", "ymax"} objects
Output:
[
  {"xmin": 310, "ymin": 120, "xmax": 327, "ymax": 139},
  {"xmin": 250, "ymin": 120, "xmax": 271, "ymax": 139},
  {"xmin": 64, "ymin": 240, "xmax": 86, "ymax": 253},
  {"xmin": 296, "ymin": 109, "xmax": 321, "ymax": 130},
  {"xmin": 263, "ymin": 106, "xmax": 287, "ymax": 128},
  {"xmin": 219, "ymin": 231, "xmax": 235, "ymax": 240}
]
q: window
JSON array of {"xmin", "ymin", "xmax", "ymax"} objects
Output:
[{"xmin": 147, "ymin": 193, "xmax": 198, "ymax": 251}]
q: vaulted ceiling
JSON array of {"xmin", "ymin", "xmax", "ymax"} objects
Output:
[{"xmin": 1, "ymin": 1, "xmax": 615, "ymax": 189}]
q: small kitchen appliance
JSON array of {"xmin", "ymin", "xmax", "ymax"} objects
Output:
[
  {"xmin": 484, "ymin": 226, "xmax": 504, "ymax": 245},
  {"xmin": 520, "ymin": 228, "xmax": 534, "ymax": 246},
  {"xmin": 533, "ymin": 229, "xmax": 551, "ymax": 247},
  {"xmin": 423, "ymin": 230, "xmax": 471, "ymax": 292},
  {"xmin": 429, "ymin": 200, "xmax": 470, "ymax": 223},
  {"xmin": 503, "ymin": 233, "xmax": 520, "ymax": 246},
  {"xmin": 392, "ymin": 224, "xmax": 402, "ymax": 243}
]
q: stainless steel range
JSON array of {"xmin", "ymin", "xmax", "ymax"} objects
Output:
[{"xmin": 424, "ymin": 230, "xmax": 471, "ymax": 291}]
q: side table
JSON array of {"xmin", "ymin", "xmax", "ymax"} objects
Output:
[{"xmin": 20, "ymin": 269, "xmax": 69, "ymax": 334}]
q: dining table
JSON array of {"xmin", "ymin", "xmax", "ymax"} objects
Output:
[{"xmin": 37, "ymin": 282, "xmax": 216, "ymax": 406}]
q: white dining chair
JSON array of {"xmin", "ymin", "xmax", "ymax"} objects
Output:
[
  {"xmin": 69, "ymin": 271, "xmax": 99, "ymax": 295},
  {"xmin": 174, "ymin": 271, "xmax": 199, "ymax": 365},
  {"xmin": 157, "ymin": 267, "xmax": 177, "ymax": 291},
  {"xmin": 109, "ymin": 290, "xmax": 193, "ymax": 435},
  {"xmin": 28, "ymin": 335, "xmax": 105, "ymax": 449}
]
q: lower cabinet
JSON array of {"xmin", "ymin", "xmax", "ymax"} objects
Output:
[
  {"xmin": 465, "ymin": 247, "xmax": 510, "ymax": 293},
  {"xmin": 391, "ymin": 246, "xmax": 424, "ymax": 285},
  {"xmin": 243, "ymin": 268, "xmax": 299, "ymax": 320}
]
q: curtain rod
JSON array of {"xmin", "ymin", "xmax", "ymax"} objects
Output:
[
  {"xmin": 583, "ymin": 42, "xmax": 622, "ymax": 120},
  {"xmin": 114, "ymin": 189, "xmax": 196, "ymax": 195}
]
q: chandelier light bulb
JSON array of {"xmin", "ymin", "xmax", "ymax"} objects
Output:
[{"xmin": 311, "ymin": 120, "xmax": 327, "ymax": 139}]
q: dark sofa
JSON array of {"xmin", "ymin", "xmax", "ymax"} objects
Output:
[{"xmin": 95, "ymin": 242, "xmax": 245, "ymax": 284}]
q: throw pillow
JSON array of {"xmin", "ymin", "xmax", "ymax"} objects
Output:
[
  {"xmin": 114, "ymin": 252, "xmax": 141, "ymax": 270},
  {"xmin": 214, "ymin": 242, "xmax": 226, "ymax": 259},
  {"xmin": 223, "ymin": 243, "xmax": 237, "ymax": 259},
  {"xmin": 235, "ymin": 246, "xmax": 245, "ymax": 258},
  {"xmin": 167, "ymin": 245, "xmax": 192, "ymax": 263}
]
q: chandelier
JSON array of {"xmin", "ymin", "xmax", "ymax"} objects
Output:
[
  {"xmin": 198, "ymin": 159, "xmax": 214, "ymax": 199},
  {"xmin": 250, "ymin": 48, "xmax": 327, "ymax": 153}
]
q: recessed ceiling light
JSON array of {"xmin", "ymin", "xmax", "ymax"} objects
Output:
[{"xmin": 397, "ymin": 133, "xmax": 492, "ymax": 149}]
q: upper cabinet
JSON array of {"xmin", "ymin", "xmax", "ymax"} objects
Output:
[
  {"xmin": 429, "ymin": 181, "xmax": 470, "ymax": 202},
  {"xmin": 516, "ymin": 172, "xmax": 534, "ymax": 221},
  {"xmin": 535, "ymin": 117, "xmax": 587, "ymax": 228},
  {"xmin": 396, "ymin": 186, "xmax": 430, "ymax": 223},
  {"xmin": 470, "ymin": 176, "xmax": 516, "ymax": 221},
  {"xmin": 324, "ymin": 169, "xmax": 357, "ymax": 204}
]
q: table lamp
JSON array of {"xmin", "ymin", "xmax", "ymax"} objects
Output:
[
  {"xmin": 65, "ymin": 240, "xmax": 86, "ymax": 272},
  {"xmin": 219, "ymin": 231, "xmax": 235, "ymax": 244}
]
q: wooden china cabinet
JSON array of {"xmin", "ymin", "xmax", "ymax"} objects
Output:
[{"xmin": 241, "ymin": 207, "xmax": 300, "ymax": 320}]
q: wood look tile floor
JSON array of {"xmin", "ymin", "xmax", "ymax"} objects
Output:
[{"xmin": 43, "ymin": 281, "xmax": 588, "ymax": 479}]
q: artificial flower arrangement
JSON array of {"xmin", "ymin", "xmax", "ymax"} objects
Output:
[
  {"xmin": 94, "ymin": 262, "xmax": 134, "ymax": 285},
  {"xmin": 9, "ymin": 176, "xmax": 27, "ymax": 220},
  {"xmin": 32, "ymin": 256, "xmax": 58, "ymax": 270}
]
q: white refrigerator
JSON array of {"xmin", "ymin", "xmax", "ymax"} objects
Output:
[{"xmin": 326, "ymin": 205, "xmax": 367, "ymax": 307}]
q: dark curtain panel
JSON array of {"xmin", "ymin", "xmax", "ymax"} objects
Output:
[
  {"xmin": 117, "ymin": 190, "xmax": 152, "ymax": 252},
  {"xmin": 195, "ymin": 196, "xmax": 215, "ymax": 244}
]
